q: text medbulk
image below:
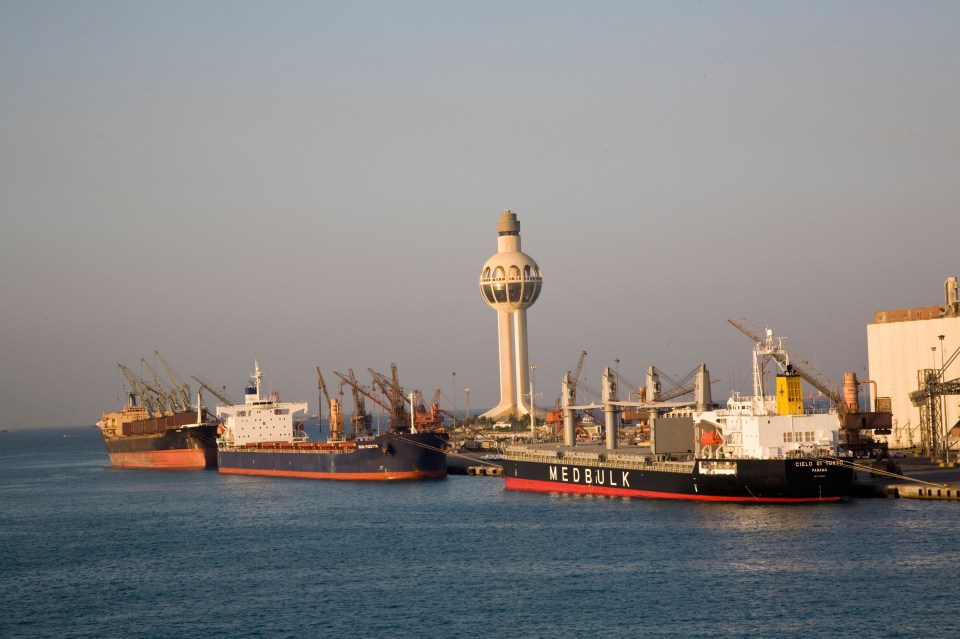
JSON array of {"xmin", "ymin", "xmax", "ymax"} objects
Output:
[{"xmin": 549, "ymin": 465, "xmax": 630, "ymax": 488}]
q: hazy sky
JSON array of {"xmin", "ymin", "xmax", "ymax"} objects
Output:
[{"xmin": 2, "ymin": 1, "xmax": 959, "ymax": 428}]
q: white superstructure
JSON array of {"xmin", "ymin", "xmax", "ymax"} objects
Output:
[
  {"xmin": 694, "ymin": 329, "xmax": 840, "ymax": 459},
  {"xmin": 216, "ymin": 361, "xmax": 308, "ymax": 446}
]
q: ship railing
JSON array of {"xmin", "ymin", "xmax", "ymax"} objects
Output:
[{"xmin": 502, "ymin": 447, "xmax": 692, "ymax": 474}]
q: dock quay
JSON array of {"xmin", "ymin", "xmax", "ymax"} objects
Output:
[
  {"xmin": 850, "ymin": 454, "xmax": 960, "ymax": 500},
  {"xmin": 446, "ymin": 450, "xmax": 503, "ymax": 476}
]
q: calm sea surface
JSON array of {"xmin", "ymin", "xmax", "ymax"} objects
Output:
[{"xmin": 2, "ymin": 425, "xmax": 959, "ymax": 638}]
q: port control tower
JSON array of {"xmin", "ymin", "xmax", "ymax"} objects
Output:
[{"xmin": 478, "ymin": 210, "xmax": 543, "ymax": 420}]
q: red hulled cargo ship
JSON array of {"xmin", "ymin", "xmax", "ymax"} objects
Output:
[
  {"xmin": 97, "ymin": 357, "xmax": 218, "ymax": 469},
  {"xmin": 98, "ymin": 401, "xmax": 218, "ymax": 469}
]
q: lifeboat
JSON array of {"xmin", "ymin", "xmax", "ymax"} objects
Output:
[{"xmin": 700, "ymin": 431, "xmax": 723, "ymax": 446}]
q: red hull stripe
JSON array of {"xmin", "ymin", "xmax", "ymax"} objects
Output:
[
  {"xmin": 219, "ymin": 468, "xmax": 447, "ymax": 481},
  {"xmin": 503, "ymin": 477, "xmax": 841, "ymax": 503},
  {"xmin": 109, "ymin": 449, "xmax": 212, "ymax": 469}
]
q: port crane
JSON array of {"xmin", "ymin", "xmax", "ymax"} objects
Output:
[
  {"xmin": 369, "ymin": 364, "xmax": 411, "ymax": 431},
  {"xmin": 334, "ymin": 370, "xmax": 379, "ymax": 433},
  {"xmin": 910, "ymin": 344, "xmax": 960, "ymax": 458},
  {"xmin": 190, "ymin": 374, "xmax": 238, "ymax": 407},
  {"xmin": 346, "ymin": 369, "xmax": 374, "ymax": 435},
  {"xmin": 334, "ymin": 364, "xmax": 415, "ymax": 434}
]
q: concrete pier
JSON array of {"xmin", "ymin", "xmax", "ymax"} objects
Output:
[{"xmin": 852, "ymin": 454, "xmax": 960, "ymax": 499}]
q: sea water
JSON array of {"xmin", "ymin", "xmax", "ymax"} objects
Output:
[{"xmin": 2, "ymin": 426, "xmax": 959, "ymax": 639}]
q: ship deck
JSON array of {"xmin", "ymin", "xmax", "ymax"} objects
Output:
[{"xmin": 502, "ymin": 442, "xmax": 695, "ymax": 474}]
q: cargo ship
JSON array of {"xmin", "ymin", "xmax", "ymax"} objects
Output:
[
  {"xmin": 97, "ymin": 396, "xmax": 218, "ymax": 469},
  {"xmin": 216, "ymin": 362, "xmax": 447, "ymax": 480},
  {"xmin": 501, "ymin": 330, "xmax": 854, "ymax": 503}
]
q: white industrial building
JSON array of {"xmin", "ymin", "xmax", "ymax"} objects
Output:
[{"xmin": 866, "ymin": 276, "xmax": 960, "ymax": 451}]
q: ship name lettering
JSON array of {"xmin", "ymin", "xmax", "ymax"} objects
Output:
[
  {"xmin": 621, "ymin": 471, "xmax": 630, "ymax": 488},
  {"xmin": 549, "ymin": 466, "xmax": 558, "ymax": 481},
  {"xmin": 585, "ymin": 468, "xmax": 592, "ymax": 484},
  {"xmin": 796, "ymin": 461, "xmax": 813, "ymax": 467},
  {"xmin": 573, "ymin": 467, "xmax": 581, "ymax": 482}
]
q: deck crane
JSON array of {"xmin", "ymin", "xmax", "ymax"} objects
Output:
[
  {"xmin": 154, "ymin": 351, "xmax": 192, "ymax": 412},
  {"xmin": 340, "ymin": 369, "xmax": 373, "ymax": 435},
  {"xmin": 728, "ymin": 318, "xmax": 892, "ymax": 456},
  {"xmin": 335, "ymin": 370, "xmax": 392, "ymax": 434},
  {"xmin": 190, "ymin": 374, "xmax": 238, "ymax": 407},
  {"xmin": 549, "ymin": 352, "xmax": 588, "ymax": 424},
  {"xmin": 316, "ymin": 367, "xmax": 344, "ymax": 440},
  {"xmin": 570, "ymin": 351, "xmax": 587, "ymax": 404},
  {"xmin": 118, "ymin": 364, "xmax": 162, "ymax": 417},
  {"xmin": 910, "ymin": 345, "xmax": 960, "ymax": 459},
  {"xmin": 728, "ymin": 318, "xmax": 845, "ymax": 409},
  {"xmin": 140, "ymin": 358, "xmax": 177, "ymax": 414},
  {"xmin": 652, "ymin": 366, "xmax": 700, "ymax": 402},
  {"xmin": 335, "ymin": 365, "xmax": 410, "ymax": 433},
  {"xmin": 369, "ymin": 364, "xmax": 410, "ymax": 431}
]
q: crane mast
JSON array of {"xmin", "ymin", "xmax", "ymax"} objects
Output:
[
  {"xmin": 728, "ymin": 318, "xmax": 845, "ymax": 411},
  {"xmin": 190, "ymin": 374, "xmax": 238, "ymax": 407},
  {"xmin": 140, "ymin": 358, "xmax": 178, "ymax": 414},
  {"xmin": 316, "ymin": 367, "xmax": 344, "ymax": 440},
  {"xmin": 118, "ymin": 364, "xmax": 162, "ymax": 417},
  {"xmin": 154, "ymin": 351, "xmax": 191, "ymax": 412}
]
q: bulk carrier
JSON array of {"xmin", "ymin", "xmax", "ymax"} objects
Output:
[
  {"xmin": 216, "ymin": 362, "xmax": 447, "ymax": 480},
  {"xmin": 97, "ymin": 358, "xmax": 218, "ymax": 469},
  {"xmin": 501, "ymin": 330, "xmax": 856, "ymax": 503}
]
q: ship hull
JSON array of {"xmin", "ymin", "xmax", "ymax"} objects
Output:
[
  {"xmin": 218, "ymin": 432, "xmax": 447, "ymax": 481},
  {"xmin": 501, "ymin": 453, "xmax": 853, "ymax": 503},
  {"xmin": 102, "ymin": 424, "xmax": 219, "ymax": 469}
]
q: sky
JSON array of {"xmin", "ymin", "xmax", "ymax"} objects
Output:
[{"xmin": 2, "ymin": 1, "xmax": 959, "ymax": 429}]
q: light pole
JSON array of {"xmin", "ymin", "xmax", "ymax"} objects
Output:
[
  {"xmin": 940, "ymin": 335, "xmax": 947, "ymax": 462},
  {"xmin": 464, "ymin": 388, "xmax": 470, "ymax": 420},
  {"xmin": 452, "ymin": 371, "xmax": 456, "ymax": 428},
  {"xmin": 529, "ymin": 364, "xmax": 536, "ymax": 441},
  {"xmin": 615, "ymin": 358, "xmax": 620, "ymax": 399}
]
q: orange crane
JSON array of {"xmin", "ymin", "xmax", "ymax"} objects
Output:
[{"xmin": 316, "ymin": 367, "xmax": 344, "ymax": 440}]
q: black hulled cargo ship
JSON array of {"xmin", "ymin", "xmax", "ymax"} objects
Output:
[
  {"xmin": 501, "ymin": 444, "xmax": 853, "ymax": 503},
  {"xmin": 216, "ymin": 362, "xmax": 447, "ymax": 480},
  {"xmin": 502, "ymin": 329, "xmax": 857, "ymax": 503}
]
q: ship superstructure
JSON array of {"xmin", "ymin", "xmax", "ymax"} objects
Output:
[{"xmin": 216, "ymin": 360, "xmax": 308, "ymax": 447}]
